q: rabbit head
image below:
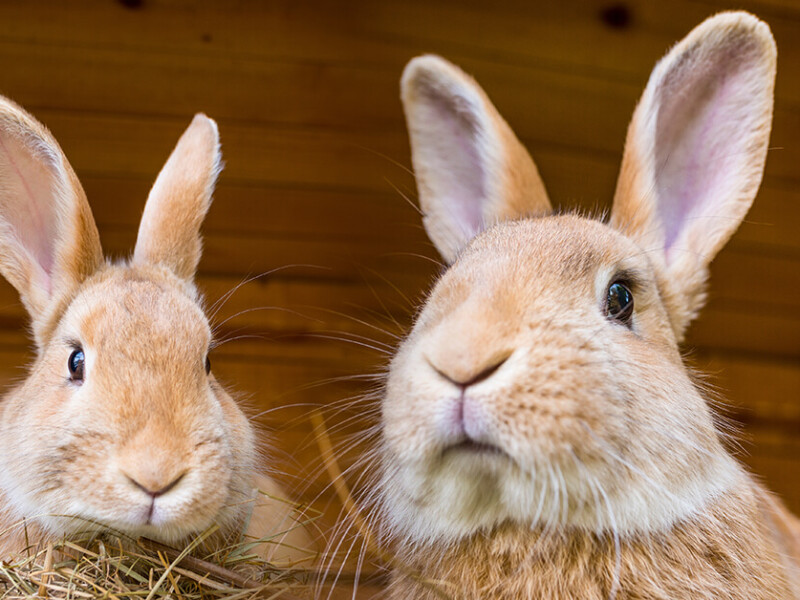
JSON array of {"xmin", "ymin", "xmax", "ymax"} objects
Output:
[
  {"xmin": 381, "ymin": 12, "xmax": 776, "ymax": 547},
  {"xmin": 0, "ymin": 99, "xmax": 258, "ymax": 546}
]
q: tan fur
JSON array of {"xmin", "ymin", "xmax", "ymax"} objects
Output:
[
  {"xmin": 389, "ymin": 480, "xmax": 797, "ymax": 599},
  {"xmin": 0, "ymin": 100, "xmax": 314, "ymax": 564},
  {"xmin": 377, "ymin": 11, "xmax": 799, "ymax": 599}
]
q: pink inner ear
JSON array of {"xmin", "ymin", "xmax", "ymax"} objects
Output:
[
  {"xmin": 0, "ymin": 130, "xmax": 59, "ymax": 284},
  {"xmin": 422, "ymin": 91, "xmax": 487, "ymax": 239},
  {"xmin": 653, "ymin": 39, "xmax": 761, "ymax": 256}
]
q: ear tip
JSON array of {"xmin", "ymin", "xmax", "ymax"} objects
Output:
[
  {"xmin": 0, "ymin": 94, "xmax": 28, "ymax": 117},
  {"xmin": 184, "ymin": 113, "xmax": 221, "ymax": 166},
  {"xmin": 190, "ymin": 113, "xmax": 219, "ymax": 140},
  {"xmin": 0, "ymin": 94, "xmax": 18, "ymax": 114},
  {"xmin": 701, "ymin": 9, "xmax": 771, "ymax": 30},
  {"xmin": 693, "ymin": 11, "xmax": 777, "ymax": 61},
  {"xmin": 403, "ymin": 54, "xmax": 455, "ymax": 78},
  {"xmin": 0, "ymin": 95, "xmax": 51, "ymax": 142},
  {"xmin": 401, "ymin": 54, "xmax": 467, "ymax": 99}
]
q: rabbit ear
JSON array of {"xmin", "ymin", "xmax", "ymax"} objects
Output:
[
  {"xmin": 402, "ymin": 55, "xmax": 551, "ymax": 264},
  {"xmin": 611, "ymin": 12, "xmax": 776, "ymax": 340},
  {"xmin": 0, "ymin": 97, "xmax": 103, "ymax": 340},
  {"xmin": 134, "ymin": 114, "xmax": 221, "ymax": 281}
]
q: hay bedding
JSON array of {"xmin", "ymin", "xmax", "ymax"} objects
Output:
[{"xmin": 0, "ymin": 522, "xmax": 315, "ymax": 599}]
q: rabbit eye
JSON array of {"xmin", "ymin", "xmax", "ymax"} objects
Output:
[
  {"xmin": 205, "ymin": 355, "xmax": 211, "ymax": 375},
  {"xmin": 68, "ymin": 348, "xmax": 85, "ymax": 383},
  {"xmin": 606, "ymin": 282, "xmax": 634, "ymax": 325}
]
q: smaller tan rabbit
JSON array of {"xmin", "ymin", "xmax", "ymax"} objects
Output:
[
  {"xmin": 0, "ymin": 98, "xmax": 313, "ymax": 566},
  {"xmin": 377, "ymin": 11, "xmax": 800, "ymax": 599}
]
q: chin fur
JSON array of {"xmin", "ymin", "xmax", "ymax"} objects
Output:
[{"xmin": 379, "ymin": 448, "xmax": 745, "ymax": 548}]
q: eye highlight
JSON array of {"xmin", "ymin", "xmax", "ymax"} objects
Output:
[
  {"xmin": 606, "ymin": 281, "xmax": 634, "ymax": 326},
  {"xmin": 68, "ymin": 348, "xmax": 85, "ymax": 383}
]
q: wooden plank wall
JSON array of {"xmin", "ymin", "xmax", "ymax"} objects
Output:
[{"xmin": 0, "ymin": 0, "xmax": 797, "ymax": 571}]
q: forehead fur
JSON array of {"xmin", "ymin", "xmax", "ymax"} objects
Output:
[
  {"xmin": 463, "ymin": 214, "xmax": 641, "ymax": 272},
  {"xmin": 421, "ymin": 214, "xmax": 652, "ymax": 323},
  {"xmin": 61, "ymin": 263, "xmax": 210, "ymax": 355}
]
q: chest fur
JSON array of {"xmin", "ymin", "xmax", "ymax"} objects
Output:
[{"xmin": 388, "ymin": 486, "xmax": 797, "ymax": 600}]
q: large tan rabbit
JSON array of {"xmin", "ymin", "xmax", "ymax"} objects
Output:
[
  {"xmin": 376, "ymin": 11, "xmax": 800, "ymax": 599},
  {"xmin": 0, "ymin": 98, "xmax": 313, "ymax": 566}
]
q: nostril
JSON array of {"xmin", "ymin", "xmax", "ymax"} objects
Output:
[
  {"xmin": 429, "ymin": 353, "xmax": 511, "ymax": 389},
  {"xmin": 125, "ymin": 471, "xmax": 186, "ymax": 499},
  {"xmin": 465, "ymin": 356, "xmax": 508, "ymax": 387}
]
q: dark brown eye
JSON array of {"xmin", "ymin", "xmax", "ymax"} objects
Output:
[
  {"xmin": 68, "ymin": 348, "xmax": 85, "ymax": 383},
  {"xmin": 606, "ymin": 282, "xmax": 634, "ymax": 326},
  {"xmin": 205, "ymin": 355, "xmax": 211, "ymax": 375}
]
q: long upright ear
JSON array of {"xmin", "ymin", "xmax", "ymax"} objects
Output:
[
  {"xmin": 401, "ymin": 55, "xmax": 552, "ymax": 264},
  {"xmin": 611, "ymin": 12, "xmax": 776, "ymax": 340},
  {"xmin": 133, "ymin": 114, "xmax": 221, "ymax": 281},
  {"xmin": 0, "ymin": 97, "xmax": 103, "ymax": 342}
]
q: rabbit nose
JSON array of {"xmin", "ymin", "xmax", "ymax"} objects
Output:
[
  {"xmin": 429, "ymin": 354, "xmax": 510, "ymax": 389},
  {"xmin": 124, "ymin": 470, "xmax": 186, "ymax": 498}
]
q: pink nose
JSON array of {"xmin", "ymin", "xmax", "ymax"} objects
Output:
[
  {"xmin": 124, "ymin": 470, "xmax": 186, "ymax": 498},
  {"xmin": 430, "ymin": 355, "xmax": 509, "ymax": 389}
]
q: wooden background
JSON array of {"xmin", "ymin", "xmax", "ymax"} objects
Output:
[{"xmin": 0, "ymin": 0, "xmax": 797, "ymax": 586}]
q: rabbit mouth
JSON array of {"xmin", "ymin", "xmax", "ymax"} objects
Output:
[{"xmin": 443, "ymin": 439, "xmax": 506, "ymax": 457}]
